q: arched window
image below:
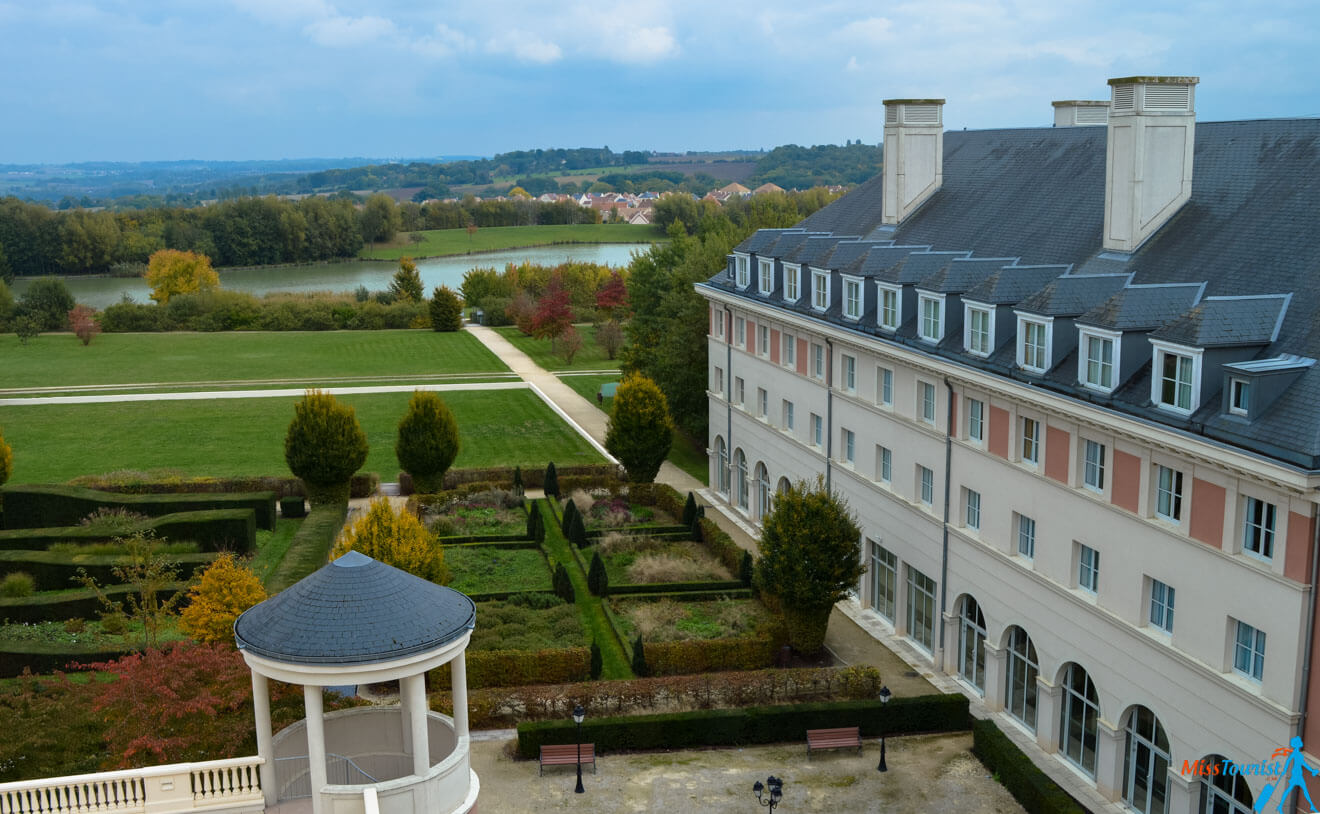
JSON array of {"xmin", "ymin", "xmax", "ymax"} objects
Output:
[
  {"xmin": 1123, "ymin": 706, "xmax": 1170, "ymax": 814},
  {"xmin": 1059, "ymin": 663, "xmax": 1100, "ymax": 776},
  {"xmin": 1197, "ymin": 754, "xmax": 1253, "ymax": 813},
  {"xmin": 715, "ymin": 437, "xmax": 729, "ymax": 494},
  {"xmin": 734, "ymin": 449, "xmax": 748, "ymax": 510},
  {"xmin": 1004, "ymin": 626, "xmax": 1038, "ymax": 731},
  {"xmin": 958, "ymin": 596, "xmax": 987, "ymax": 693},
  {"xmin": 755, "ymin": 462, "xmax": 771, "ymax": 519},
  {"xmin": 777, "ymin": 476, "xmax": 791, "ymax": 495}
]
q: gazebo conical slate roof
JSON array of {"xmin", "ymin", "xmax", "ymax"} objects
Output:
[{"xmin": 235, "ymin": 550, "xmax": 475, "ymax": 665}]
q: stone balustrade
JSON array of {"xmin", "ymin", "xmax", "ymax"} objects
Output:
[{"xmin": 0, "ymin": 757, "xmax": 264, "ymax": 814}]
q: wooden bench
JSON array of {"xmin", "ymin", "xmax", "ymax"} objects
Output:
[
  {"xmin": 806, "ymin": 727, "xmax": 863, "ymax": 758},
  {"xmin": 539, "ymin": 743, "xmax": 596, "ymax": 775}
]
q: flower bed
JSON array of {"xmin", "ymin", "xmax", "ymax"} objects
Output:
[
  {"xmin": 593, "ymin": 533, "xmax": 732, "ymax": 585},
  {"xmin": 564, "ymin": 489, "xmax": 677, "ymax": 529},
  {"xmin": 610, "ymin": 597, "xmax": 775, "ymax": 642},
  {"xmin": 425, "ymin": 489, "xmax": 528, "ymax": 537}
]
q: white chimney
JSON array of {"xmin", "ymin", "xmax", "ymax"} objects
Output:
[
  {"xmin": 882, "ymin": 98, "xmax": 944, "ymax": 225},
  {"xmin": 1103, "ymin": 76, "xmax": 1198, "ymax": 253},
  {"xmin": 1052, "ymin": 100, "xmax": 1109, "ymax": 127}
]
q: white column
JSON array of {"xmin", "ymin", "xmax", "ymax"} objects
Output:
[
  {"xmin": 450, "ymin": 653, "xmax": 470, "ymax": 739},
  {"xmin": 399, "ymin": 679, "xmax": 413, "ymax": 755},
  {"xmin": 250, "ymin": 672, "xmax": 277, "ymax": 807},
  {"xmin": 938, "ymin": 611, "xmax": 958, "ymax": 675},
  {"xmin": 1165, "ymin": 765, "xmax": 1196, "ymax": 814},
  {"xmin": 982, "ymin": 643, "xmax": 1005, "ymax": 713},
  {"xmin": 1034, "ymin": 678, "xmax": 1061, "ymax": 755},
  {"xmin": 303, "ymin": 685, "xmax": 328, "ymax": 814},
  {"xmin": 404, "ymin": 674, "xmax": 431, "ymax": 776},
  {"xmin": 1093, "ymin": 719, "xmax": 1125, "ymax": 802}
]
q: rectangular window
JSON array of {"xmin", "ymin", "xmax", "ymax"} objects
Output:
[
  {"xmin": 735, "ymin": 255, "xmax": 749, "ymax": 288},
  {"xmin": 842, "ymin": 429, "xmax": 855, "ymax": 465},
  {"xmin": 756, "ymin": 388, "xmax": 768, "ymax": 418},
  {"xmin": 1083, "ymin": 335, "xmax": 1114, "ymax": 390},
  {"xmin": 713, "ymin": 308, "xmax": 725, "ymax": 338},
  {"xmin": 1021, "ymin": 418, "xmax": 1040, "ymax": 464},
  {"xmin": 1155, "ymin": 465, "xmax": 1183, "ymax": 522},
  {"xmin": 733, "ymin": 377, "xmax": 744, "ymax": 406},
  {"xmin": 907, "ymin": 567, "xmax": 937, "ymax": 652},
  {"xmin": 920, "ymin": 382, "xmax": 936, "ymax": 424},
  {"xmin": 968, "ymin": 398, "xmax": 984, "ymax": 442},
  {"xmin": 1230, "ymin": 377, "xmax": 1250, "ymax": 416},
  {"xmin": 782, "ymin": 333, "xmax": 796, "ymax": 367},
  {"xmin": 812, "ymin": 270, "xmax": 829, "ymax": 310},
  {"xmin": 734, "ymin": 316, "xmax": 745, "ymax": 348},
  {"xmin": 877, "ymin": 446, "xmax": 892, "ymax": 483},
  {"xmin": 878, "ymin": 367, "xmax": 893, "ymax": 406},
  {"xmin": 758, "ymin": 325, "xmax": 769, "ymax": 358},
  {"xmin": 1234, "ymin": 621, "xmax": 1266, "ymax": 681},
  {"xmin": 1159, "ymin": 350, "xmax": 1195, "ymax": 411},
  {"xmin": 967, "ymin": 308, "xmax": 991, "ymax": 355},
  {"xmin": 880, "ymin": 287, "xmax": 898, "ymax": 330},
  {"xmin": 784, "ymin": 265, "xmax": 799, "ymax": 302},
  {"xmin": 1083, "ymin": 440, "xmax": 1106, "ymax": 491},
  {"xmin": 1022, "ymin": 321, "xmax": 1047, "ymax": 370},
  {"xmin": 843, "ymin": 278, "xmax": 862, "ymax": 319},
  {"xmin": 1149, "ymin": 580, "xmax": 1175, "ymax": 633},
  {"xmin": 782, "ymin": 400, "xmax": 794, "ymax": 431},
  {"xmin": 869, "ymin": 542, "xmax": 897, "ymax": 622},
  {"xmin": 713, "ymin": 367, "xmax": 724, "ymax": 394},
  {"xmin": 1078, "ymin": 545, "xmax": 1099, "ymax": 593},
  {"xmin": 758, "ymin": 258, "xmax": 773, "ymax": 294},
  {"xmin": 812, "ymin": 344, "xmax": 825, "ymax": 380},
  {"xmin": 841, "ymin": 354, "xmax": 856, "ymax": 393},
  {"xmin": 811, "ymin": 413, "xmax": 823, "ymax": 448},
  {"xmin": 965, "ymin": 489, "xmax": 981, "ymax": 530},
  {"xmin": 919, "ymin": 296, "xmax": 942, "ymax": 342},
  {"xmin": 919, "ymin": 465, "xmax": 934, "ymax": 506},
  {"xmin": 1243, "ymin": 497, "xmax": 1277, "ymax": 559},
  {"xmin": 1017, "ymin": 514, "xmax": 1036, "ymax": 559}
]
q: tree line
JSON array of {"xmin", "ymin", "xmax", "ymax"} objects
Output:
[{"xmin": 748, "ymin": 142, "xmax": 882, "ymax": 189}]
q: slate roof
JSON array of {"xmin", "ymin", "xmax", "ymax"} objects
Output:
[
  {"xmin": 1150, "ymin": 295, "xmax": 1291, "ymax": 347},
  {"xmin": 234, "ymin": 551, "xmax": 476, "ymax": 666},
  {"xmin": 868, "ymin": 246, "xmax": 939, "ymax": 282},
  {"xmin": 1077, "ymin": 284, "xmax": 1205, "ymax": 331},
  {"xmin": 1017, "ymin": 274, "xmax": 1131, "ymax": 317},
  {"xmin": 919, "ymin": 257, "xmax": 1018, "ymax": 295},
  {"xmin": 964, "ymin": 265, "xmax": 1071, "ymax": 305}
]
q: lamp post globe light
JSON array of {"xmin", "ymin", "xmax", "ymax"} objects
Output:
[
  {"xmin": 573, "ymin": 704, "xmax": 586, "ymax": 794},
  {"xmin": 752, "ymin": 775, "xmax": 783, "ymax": 811},
  {"xmin": 877, "ymin": 685, "xmax": 892, "ymax": 773}
]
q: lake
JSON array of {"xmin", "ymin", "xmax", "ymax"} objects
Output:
[{"xmin": 13, "ymin": 243, "xmax": 653, "ymax": 309}]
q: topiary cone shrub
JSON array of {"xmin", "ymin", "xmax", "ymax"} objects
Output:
[
  {"xmin": 604, "ymin": 373, "xmax": 673, "ymax": 483},
  {"xmin": 395, "ymin": 390, "xmax": 460, "ymax": 494},
  {"xmin": 631, "ymin": 634, "xmax": 648, "ymax": 677},
  {"xmin": 544, "ymin": 462, "xmax": 560, "ymax": 499},
  {"xmin": 284, "ymin": 390, "xmax": 368, "ymax": 506},
  {"xmin": 561, "ymin": 499, "xmax": 578, "ymax": 535},
  {"xmin": 587, "ymin": 551, "xmax": 608, "ymax": 596}
]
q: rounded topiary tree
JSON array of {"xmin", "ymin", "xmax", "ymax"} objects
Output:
[
  {"xmin": 178, "ymin": 554, "xmax": 267, "ymax": 645},
  {"xmin": 332, "ymin": 498, "xmax": 449, "ymax": 584},
  {"xmin": 395, "ymin": 390, "xmax": 460, "ymax": 494},
  {"xmin": 0, "ymin": 427, "xmax": 11, "ymax": 487},
  {"xmin": 755, "ymin": 477, "xmax": 865, "ymax": 657},
  {"xmin": 429, "ymin": 285, "xmax": 463, "ymax": 332},
  {"xmin": 604, "ymin": 373, "xmax": 673, "ymax": 483},
  {"xmin": 284, "ymin": 389, "xmax": 369, "ymax": 505}
]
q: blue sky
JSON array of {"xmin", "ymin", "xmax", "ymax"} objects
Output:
[{"xmin": 1, "ymin": 0, "xmax": 1317, "ymax": 163}]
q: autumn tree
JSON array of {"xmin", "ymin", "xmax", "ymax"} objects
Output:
[
  {"xmin": 76, "ymin": 532, "xmax": 186, "ymax": 650},
  {"xmin": 595, "ymin": 269, "xmax": 629, "ymax": 319},
  {"xmin": 332, "ymin": 498, "xmax": 448, "ymax": 584},
  {"xmin": 558, "ymin": 325, "xmax": 583, "ymax": 363},
  {"xmin": 604, "ymin": 373, "xmax": 673, "ymax": 483},
  {"xmin": 506, "ymin": 290, "xmax": 537, "ymax": 335},
  {"xmin": 755, "ymin": 477, "xmax": 865, "ymax": 656},
  {"xmin": 429, "ymin": 285, "xmax": 463, "ymax": 331},
  {"xmin": 178, "ymin": 554, "xmax": 267, "ymax": 645},
  {"xmin": 145, "ymin": 249, "xmax": 219, "ymax": 304},
  {"xmin": 0, "ymin": 427, "xmax": 11, "ymax": 487},
  {"xmin": 389, "ymin": 257, "xmax": 424, "ymax": 302},
  {"xmin": 530, "ymin": 272, "xmax": 573, "ymax": 343},
  {"xmin": 596, "ymin": 320, "xmax": 624, "ymax": 360},
  {"xmin": 284, "ymin": 390, "xmax": 369, "ymax": 505},
  {"xmin": 395, "ymin": 390, "xmax": 460, "ymax": 493},
  {"xmin": 67, "ymin": 304, "xmax": 100, "ymax": 345}
]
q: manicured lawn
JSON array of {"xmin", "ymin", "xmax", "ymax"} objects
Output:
[
  {"xmin": 495, "ymin": 324, "xmax": 625, "ymax": 372},
  {"xmin": 361, "ymin": 224, "xmax": 661, "ymax": 260},
  {"xmin": 444, "ymin": 547, "xmax": 552, "ymax": 595},
  {"xmin": 1, "ymin": 330, "xmax": 508, "ymax": 391},
  {"xmin": 0, "ymin": 389, "xmax": 604, "ymax": 483},
  {"xmin": 248, "ymin": 518, "xmax": 302, "ymax": 587},
  {"xmin": 560, "ymin": 373, "xmax": 619, "ymax": 409}
]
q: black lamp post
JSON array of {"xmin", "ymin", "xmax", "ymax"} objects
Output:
[
  {"xmin": 573, "ymin": 704, "xmax": 586, "ymax": 794},
  {"xmin": 877, "ymin": 685, "xmax": 892, "ymax": 772},
  {"xmin": 752, "ymin": 775, "xmax": 783, "ymax": 811}
]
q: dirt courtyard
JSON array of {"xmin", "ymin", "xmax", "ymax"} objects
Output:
[{"xmin": 469, "ymin": 731, "xmax": 1026, "ymax": 813}]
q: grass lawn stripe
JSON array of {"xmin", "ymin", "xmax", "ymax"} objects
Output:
[
  {"xmin": 493, "ymin": 325, "xmax": 625, "ymax": 372},
  {"xmin": 359, "ymin": 224, "xmax": 660, "ymax": 261},
  {"xmin": 536, "ymin": 499, "xmax": 631, "ymax": 680},
  {"xmin": 0, "ymin": 389, "xmax": 604, "ymax": 484}
]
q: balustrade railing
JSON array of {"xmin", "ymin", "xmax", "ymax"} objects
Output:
[{"xmin": 0, "ymin": 757, "xmax": 263, "ymax": 814}]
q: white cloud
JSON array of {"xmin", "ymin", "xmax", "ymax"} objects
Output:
[
  {"xmin": 411, "ymin": 23, "xmax": 474, "ymax": 60},
  {"xmin": 304, "ymin": 14, "xmax": 396, "ymax": 47},
  {"xmin": 486, "ymin": 30, "xmax": 563, "ymax": 63},
  {"xmin": 838, "ymin": 16, "xmax": 893, "ymax": 43},
  {"xmin": 604, "ymin": 23, "xmax": 678, "ymax": 63}
]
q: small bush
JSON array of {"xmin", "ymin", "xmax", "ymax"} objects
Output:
[
  {"xmin": 79, "ymin": 507, "xmax": 150, "ymax": 534},
  {"xmin": 0, "ymin": 572, "xmax": 34, "ymax": 598},
  {"xmin": 631, "ymin": 633, "xmax": 648, "ymax": 677},
  {"xmin": 63, "ymin": 618, "xmax": 87, "ymax": 634},
  {"xmin": 100, "ymin": 612, "xmax": 128, "ymax": 635},
  {"xmin": 280, "ymin": 496, "xmax": 307, "ymax": 519},
  {"xmin": 626, "ymin": 550, "xmax": 731, "ymax": 584},
  {"xmin": 507, "ymin": 591, "xmax": 564, "ymax": 611}
]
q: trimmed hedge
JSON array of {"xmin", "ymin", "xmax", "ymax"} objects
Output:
[
  {"xmin": 608, "ymin": 580, "xmax": 746, "ymax": 596},
  {"xmin": 645, "ymin": 637, "xmax": 780, "ymax": 675},
  {"xmin": 67, "ymin": 472, "xmax": 379, "ymax": 500},
  {"xmin": 435, "ymin": 465, "xmax": 619, "ymax": 492},
  {"xmin": 0, "ymin": 582, "xmax": 189, "ymax": 624},
  {"xmin": 972, "ymin": 719, "xmax": 1089, "ymax": 814},
  {"xmin": 428, "ymin": 646, "xmax": 590, "ymax": 689},
  {"xmin": 583, "ymin": 525, "xmax": 690, "ymax": 539},
  {"xmin": 463, "ymin": 589, "xmax": 559, "ymax": 603},
  {"xmin": 436, "ymin": 533, "xmax": 532, "ymax": 545},
  {"xmin": 0, "ymin": 641, "xmax": 138, "ymax": 678},
  {"xmin": 280, "ymin": 496, "xmax": 307, "ymax": 519},
  {"xmin": 1, "ymin": 485, "xmax": 277, "ymax": 531},
  {"xmin": 0, "ymin": 550, "xmax": 218, "ymax": 592},
  {"xmin": 0, "ymin": 509, "xmax": 257, "ymax": 554},
  {"xmin": 517, "ymin": 693, "xmax": 971, "ymax": 757},
  {"xmin": 265, "ymin": 504, "xmax": 348, "ymax": 592},
  {"xmin": 610, "ymin": 589, "xmax": 753, "ymax": 603}
]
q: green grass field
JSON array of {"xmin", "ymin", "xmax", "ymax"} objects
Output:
[
  {"xmin": 0, "ymin": 389, "xmax": 604, "ymax": 483},
  {"xmin": 560, "ymin": 373, "xmax": 620, "ymax": 409},
  {"xmin": 361, "ymin": 224, "xmax": 661, "ymax": 261},
  {"xmin": 495, "ymin": 324, "xmax": 624, "ymax": 372},
  {"xmin": 2, "ymin": 331, "xmax": 508, "ymax": 392}
]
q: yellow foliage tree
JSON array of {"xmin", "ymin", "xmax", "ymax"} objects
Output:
[
  {"xmin": 331, "ymin": 498, "xmax": 449, "ymax": 584},
  {"xmin": 144, "ymin": 249, "xmax": 219, "ymax": 304},
  {"xmin": 508, "ymin": 186, "xmax": 532, "ymax": 199},
  {"xmin": 0, "ymin": 427, "xmax": 11, "ymax": 487},
  {"xmin": 178, "ymin": 554, "xmax": 268, "ymax": 645}
]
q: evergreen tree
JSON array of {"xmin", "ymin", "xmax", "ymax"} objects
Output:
[
  {"xmin": 389, "ymin": 257, "xmax": 424, "ymax": 302},
  {"xmin": 284, "ymin": 390, "xmax": 369, "ymax": 505},
  {"xmin": 587, "ymin": 551, "xmax": 608, "ymax": 596},
  {"xmin": 394, "ymin": 390, "xmax": 460, "ymax": 493},
  {"xmin": 569, "ymin": 510, "xmax": 588, "ymax": 548},
  {"xmin": 631, "ymin": 634, "xmax": 648, "ymax": 677},
  {"xmin": 544, "ymin": 461, "xmax": 560, "ymax": 498},
  {"xmin": 589, "ymin": 640, "xmax": 603, "ymax": 680},
  {"xmin": 429, "ymin": 284, "xmax": 463, "ymax": 331},
  {"xmin": 682, "ymin": 492, "xmax": 697, "ymax": 526},
  {"xmin": 561, "ymin": 499, "xmax": 578, "ymax": 535},
  {"xmin": 552, "ymin": 562, "xmax": 575, "ymax": 602},
  {"xmin": 512, "ymin": 465, "xmax": 524, "ymax": 496},
  {"xmin": 739, "ymin": 550, "xmax": 755, "ymax": 587},
  {"xmin": 604, "ymin": 373, "xmax": 673, "ymax": 483}
]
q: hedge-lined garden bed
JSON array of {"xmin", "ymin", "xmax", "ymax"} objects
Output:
[
  {"xmin": 0, "ymin": 509, "xmax": 257, "ymax": 554},
  {"xmin": 0, "ymin": 583, "xmax": 189, "ymax": 625},
  {"xmin": 0, "ymin": 485, "xmax": 277, "ymax": 531},
  {"xmin": 67, "ymin": 471, "xmax": 379, "ymax": 501},
  {"xmin": 0, "ymin": 549, "xmax": 217, "ymax": 592},
  {"xmin": 972, "ymin": 719, "xmax": 1090, "ymax": 814}
]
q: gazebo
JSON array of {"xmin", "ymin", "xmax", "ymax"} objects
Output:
[{"xmin": 234, "ymin": 551, "xmax": 478, "ymax": 814}]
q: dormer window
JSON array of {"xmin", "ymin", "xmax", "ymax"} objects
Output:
[
  {"xmin": 965, "ymin": 305, "xmax": 992, "ymax": 356},
  {"xmin": 1229, "ymin": 378, "xmax": 1250, "ymax": 416},
  {"xmin": 783, "ymin": 263, "xmax": 800, "ymax": 302},
  {"xmin": 734, "ymin": 255, "xmax": 750, "ymax": 288},
  {"xmin": 842, "ymin": 276, "xmax": 863, "ymax": 321},
  {"xmin": 1078, "ymin": 329, "xmax": 1120, "ymax": 393},
  {"xmin": 811, "ymin": 269, "xmax": 830, "ymax": 311},
  {"xmin": 1151, "ymin": 341, "xmax": 1201, "ymax": 414},
  {"xmin": 918, "ymin": 295, "xmax": 943, "ymax": 344},
  {"xmin": 1017, "ymin": 318, "xmax": 1051, "ymax": 372},
  {"xmin": 757, "ymin": 259, "xmax": 774, "ymax": 294},
  {"xmin": 878, "ymin": 284, "xmax": 900, "ymax": 331}
]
